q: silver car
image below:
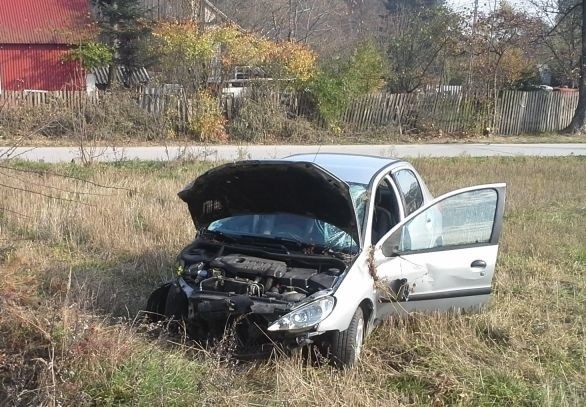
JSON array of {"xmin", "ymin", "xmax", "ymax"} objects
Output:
[{"xmin": 147, "ymin": 154, "xmax": 506, "ymax": 366}]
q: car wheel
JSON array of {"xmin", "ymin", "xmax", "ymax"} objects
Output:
[
  {"xmin": 164, "ymin": 282, "xmax": 188, "ymax": 320},
  {"xmin": 329, "ymin": 307, "xmax": 365, "ymax": 367},
  {"xmin": 146, "ymin": 283, "xmax": 171, "ymax": 321}
]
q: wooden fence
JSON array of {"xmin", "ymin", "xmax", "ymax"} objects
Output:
[
  {"xmin": 0, "ymin": 88, "xmax": 580, "ymax": 135},
  {"xmin": 311, "ymin": 90, "xmax": 579, "ymax": 135},
  {"xmin": 0, "ymin": 90, "xmax": 100, "ymax": 109},
  {"xmin": 338, "ymin": 92, "xmax": 489, "ymax": 133},
  {"xmin": 495, "ymin": 90, "xmax": 578, "ymax": 134}
]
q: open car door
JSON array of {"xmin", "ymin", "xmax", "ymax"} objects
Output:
[{"xmin": 373, "ymin": 184, "xmax": 506, "ymax": 318}]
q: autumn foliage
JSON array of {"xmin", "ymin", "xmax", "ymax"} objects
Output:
[
  {"xmin": 154, "ymin": 22, "xmax": 316, "ymax": 86},
  {"xmin": 151, "ymin": 23, "xmax": 317, "ymax": 141}
]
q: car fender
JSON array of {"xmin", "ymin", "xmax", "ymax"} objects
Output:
[{"xmin": 317, "ymin": 253, "xmax": 376, "ymax": 333}]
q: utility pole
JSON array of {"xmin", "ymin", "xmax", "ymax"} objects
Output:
[
  {"xmin": 199, "ymin": 0, "xmax": 206, "ymax": 27},
  {"xmin": 467, "ymin": 0, "xmax": 479, "ymax": 88}
]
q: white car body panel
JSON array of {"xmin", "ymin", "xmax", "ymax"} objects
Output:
[{"xmin": 317, "ymin": 251, "xmax": 376, "ymax": 332}]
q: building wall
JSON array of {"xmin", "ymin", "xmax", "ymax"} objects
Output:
[{"xmin": 0, "ymin": 44, "xmax": 84, "ymax": 91}]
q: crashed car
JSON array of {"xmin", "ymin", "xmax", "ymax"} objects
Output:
[{"xmin": 147, "ymin": 154, "xmax": 506, "ymax": 366}]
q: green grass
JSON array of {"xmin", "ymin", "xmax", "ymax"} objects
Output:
[
  {"xmin": 85, "ymin": 347, "xmax": 208, "ymax": 406},
  {"xmin": 0, "ymin": 156, "xmax": 585, "ymax": 406}
]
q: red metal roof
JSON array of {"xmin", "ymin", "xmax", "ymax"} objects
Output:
[{"xmin": 0, "ymin": 0, "xmax": 95, "ymax": 44}]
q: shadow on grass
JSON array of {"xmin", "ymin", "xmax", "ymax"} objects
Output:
[{"xmin": 40, "ymin": 247, "xmax": 177, "ymax": 319}]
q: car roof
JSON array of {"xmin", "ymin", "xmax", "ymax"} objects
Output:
[{"xmin": 283, "ymin": 153, "xmax": 401, "ymax": 185}]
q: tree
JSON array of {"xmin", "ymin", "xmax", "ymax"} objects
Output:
[
  {"xmin": 540, "ymin": 0, "xmax": 582, "ymax": 87},
  {"xmin": 563, "ymin": 0, "xmax": 586, "ymax": 132},
  {"xmin": 532, "ymin": 0, "xmax": 586, "ymax": 132},
  {"xmin": 65, "ymin": 41, "xmax": 113, "ymax": 71},
  {"xmin": 213, "ymin": 0, "xmax": 383, "ymax": 59},
  {"xmin": 309, "ymin": 42, "xmax": 385, "ymax": 129},
  {"xmin": 154, "ymin": 22, "xmax": 317, "ymax": 91},
  {"xmin": 213, "ymin": 1, "xmax": 341, "ymax": 42},
  {"xmin": 92, "ymin": 0, "xmax": 157, "ymax": 87},
  {"xmin": 469, "ymin": 3, "xmax": 541, "ymax": 92},
  {"xmin": 530, "ymin": 0, "xmax": 586, "ymax": 132},
  {"xmin": 383, "ymin": 3, "xmax": 462, "ymax": 92},
  {"xmin": 383, "ymin": 0, "xmax": 444, "ymax": 13}
]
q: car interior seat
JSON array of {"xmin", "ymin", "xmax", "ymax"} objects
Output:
[
  {"xmin": 373, "ymin": 188, "xmax": 397, "ymax": 244},
  {"xmin": 373, "ymin": 205, "xmax": 394, "ymax": 244}
]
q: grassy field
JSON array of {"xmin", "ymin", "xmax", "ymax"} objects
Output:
[{"xmin": 0, "ymin": 157, "xmax": 584, "ymax": 406}]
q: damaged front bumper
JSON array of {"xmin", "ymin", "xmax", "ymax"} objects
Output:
[{"xmin": 178, "ymin": 281, "xmax": 329, "ymax": 357}]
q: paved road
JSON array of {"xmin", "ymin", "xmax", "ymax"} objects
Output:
[{"xmin": 1, "ymin": 144, "xmax": 584, "ymax": 162}]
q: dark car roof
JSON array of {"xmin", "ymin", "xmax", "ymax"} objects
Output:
[{"xmin": 284, "ymin": 153, "xmax": 400, "ymax": 185}]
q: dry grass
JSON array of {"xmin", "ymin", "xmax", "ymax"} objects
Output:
[
  {"xmin": 1, "ymin": 132, "xmax": 585, "ymax": 147},
  {"xmin": 0, "ymin": 157, "xmax": 585, "ymax": 406}
]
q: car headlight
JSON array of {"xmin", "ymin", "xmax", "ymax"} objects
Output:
[{"xmin": 267, "ymin": 296, "xmax": 335, "ymax": 332}]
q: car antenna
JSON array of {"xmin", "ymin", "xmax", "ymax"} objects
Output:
[{"xmin": 313, "ymin": 144, "xmax": 322, "ymax": 163}]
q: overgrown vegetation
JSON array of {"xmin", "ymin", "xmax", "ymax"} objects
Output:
[
  {"xmin": 308, "ymin": 42, "xmax": 385, "ymax": 130},
  {"xmin": 0, "ymin": 92, "xmax": 174, "ymax": 143},
  {"xmin": 228, "ymin": 94, "xmax": 319, "ymax": 142},
  {"xmin": 0, "ymin": 156, "xmax": 584, "ymax": 405}
]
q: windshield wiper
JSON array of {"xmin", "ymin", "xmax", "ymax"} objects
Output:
[
  {"xmin": 237, "ymin": 234, "xmax": 304, "ymax": 252},
  {"xmin": 200, "ymin": 229, "xmax": 238, "ymax": 243}
]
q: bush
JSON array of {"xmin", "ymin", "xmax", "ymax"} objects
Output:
[
  {"xmin": 186, "ymin": 90, "xmax": 228, "ymax": 142},
  {"xmin": 228, "ymin": 94, "xmax": 321, "ymax": 142},
  {"xmin": 0, "ymin": 91, "xmax": 175, "ymax": 142},
  {"xmin": 308, "ymin": 42, "xmax": 385, "ymax": 130}
]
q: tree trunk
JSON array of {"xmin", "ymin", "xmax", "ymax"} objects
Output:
[
  {"xmin": 107, "ymin": 63, "xmax": 116, "ymax": 89},
  {"xmin": 105, "ymin": 1, "xmax": 119, "ymax": 90},
  {"xmin": 564, "ymin": 0, "xmax": 586, "ymax": 133}
]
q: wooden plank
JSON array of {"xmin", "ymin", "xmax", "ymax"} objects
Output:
[
  {"xmin": 359, "ymin": 94, "xmax": 369, "ymax": 131},
  {"xmin": 386, "ymin": 93, "xmax": 397, "ymax": 126},
  {"xmin": 531, "ymin": 92, "xmax": 540, "ymax": 132},
  {"xmin": 451, "ymin": 92, "xmax": 462, "ymax": 132},
  {"xmin": 366, "ymin": 93, "xmax": 377, "ymax": 130},
  {"xmin": 503, "ymin": 90, "xmax": 514, "ymax": 135},
  {"xmin": 387, "ymin": 93, "xmax": 398, "ymax": 126},
  {"xmin": 497, "ymin": 91, "xmax": 506, "ymax": 135},
  {"xmin": 528, "ymin": 92, "xmax": 537, "ymax": 133}
]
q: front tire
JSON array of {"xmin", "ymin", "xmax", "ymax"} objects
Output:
[{"xmin": 329, "ymin": 307, "xmax": 365, "ymax": 367}]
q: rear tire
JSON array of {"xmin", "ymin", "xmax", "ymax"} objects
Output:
[{"xmin": 328, "ymin": 307, "xmax": 365, "ymax": 367}]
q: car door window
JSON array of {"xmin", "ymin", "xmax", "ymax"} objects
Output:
[
  {"xmin": 382, "ymin": 187, "xmax": 501, "ymax": 256},
  {"xmin": 371, "ymin": 178, "xmax": 400, "ymax": 244},
  {"xmin": 393, "ymin": 170, "xmax": 423, "ymax": 216}
]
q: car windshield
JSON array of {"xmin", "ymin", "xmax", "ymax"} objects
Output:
[{"xmin": 207, "ymin": 183, "xmax": 367, "ymax": 252}]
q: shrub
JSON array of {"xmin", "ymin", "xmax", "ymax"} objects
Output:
[
  {"xmin": 228, "ymin": 93, "xmax": 320, "ymax": 142},
  {"xmin": 186, "ymin": 90, "xmax": 228, "ymax": 142}
]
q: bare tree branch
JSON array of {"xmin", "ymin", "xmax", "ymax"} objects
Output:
[{"xmin": 539, "ymin": 2, "xmax": 581, "ymax": 40}]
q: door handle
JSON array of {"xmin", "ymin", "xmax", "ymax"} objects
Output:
[{"xmin": 471, "ymin": 260, "xmax": 487, "ymax": 269}]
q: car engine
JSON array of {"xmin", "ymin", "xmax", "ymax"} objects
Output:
[{"xmin": 180, "ymin": 243, "xmax": 345, "ymax": 302}]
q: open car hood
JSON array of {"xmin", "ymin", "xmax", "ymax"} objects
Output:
[{"xmin": 178, "ymin": 160, "xmax": 360, "ymax": 244}]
